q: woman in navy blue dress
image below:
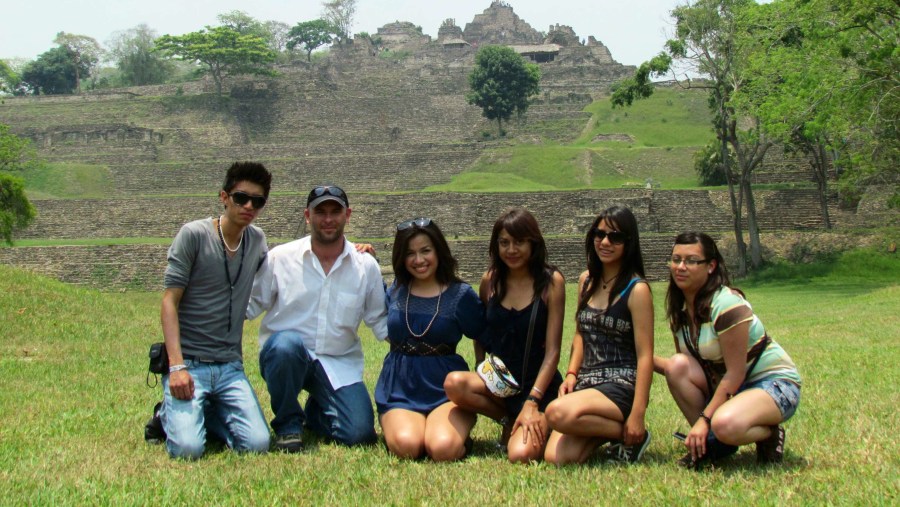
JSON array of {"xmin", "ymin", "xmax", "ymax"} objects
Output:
[{"xmin": 375, "ymin": 218, "xmax": 486, "ymax": 460}]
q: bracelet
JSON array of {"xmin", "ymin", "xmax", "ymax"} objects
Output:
[
  {"xmin": 699, "ymin": 412, "xmax": 712, "ymax": 425},
  {"xmin": 566, "ymin": 370, "xmax": 577, "ymax": 377},
  {"xmin": 526, "ymin": 394, "xmax": 541, "ymax": 404},
  {"xmin": 530, "ymin": 385, "xmax": 544, "ymax": 396},
  {"xmin": 169, "ymin": 364, "xmax": 188, "ymax": 374}
]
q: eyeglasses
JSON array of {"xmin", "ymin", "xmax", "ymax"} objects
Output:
[
  {"xmin": 397, "ymin": 217, "xmax": 433, "ymax": 231},
  {"xmin": 594, "ymin": 229, "xmax": 627, "ymax": 245},
  {"xmin": 670, "ymin": 256, "xmax": 709, "ymax": 267},
  {"xmin": 229, "ymin": 191, "xmax": 267, "ymax": 209}
]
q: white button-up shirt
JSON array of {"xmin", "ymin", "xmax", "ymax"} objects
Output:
[{"xmin": 247, "ymin": 236, "xmax": 388, "ymax": 389}]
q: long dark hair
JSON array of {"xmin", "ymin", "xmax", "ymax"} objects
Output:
[
  {"xmin": 580, "ymin": 206, "xmax": 646, "ymax": 311},
  {"xmin": 391, "ymin": 219, "xmax": 461, "ymax": 287},
  {"xmin": 665, "ymin": 231, "xmax": 731, "ymax": 334},
  {"xmin": 487, "ymin": 207, "xmax": 556, "ymax": 301}
]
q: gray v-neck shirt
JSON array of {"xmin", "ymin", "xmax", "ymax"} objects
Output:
[{"xmin": 164, "ymin": 218, "xmax": 267, "ymax": 362}]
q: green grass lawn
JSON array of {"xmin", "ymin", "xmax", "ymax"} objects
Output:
[{"xmin": 1, "ymin": 249, "xmax": 897, "ymax": 504}]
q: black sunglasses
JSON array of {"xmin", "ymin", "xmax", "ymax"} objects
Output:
[
  {"xmin": 229, "ymin": 191, "xmax": 267, "ymax": 209},
  {"xmin": 397, "ymin": 217, "xmax": 433, "ymax": 231},
  {"xmin": 594, "ymin": 229, "xmax": 627, "ymax": 245}
]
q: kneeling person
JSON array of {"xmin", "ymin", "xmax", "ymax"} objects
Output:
[
  {"xmin": 160, "ymin": 162, "xmax": 273, "ymax": 460},
  {"xmin": 249, "ymin": 185, "xmax": 388, "ymax": 452}
]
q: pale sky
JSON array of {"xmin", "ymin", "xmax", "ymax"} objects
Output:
[{"xmin": 1, "ymin": 0, "xmax": 683, "ymax": 67}]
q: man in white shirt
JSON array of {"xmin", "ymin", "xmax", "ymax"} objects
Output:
[{"xmin": 248, "ymin": 185, "xmax": 388, "ymax": 452}]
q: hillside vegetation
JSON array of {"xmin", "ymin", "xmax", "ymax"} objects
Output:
[
  {"xmin": 14, "ymin": 87, "xmax": 714, "ymax": 199},
  {"xmin": 428, "ymin": 88, "xmax": 713, "ymax": 192}
]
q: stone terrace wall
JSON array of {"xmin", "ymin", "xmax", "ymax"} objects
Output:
[
  {"xmin": 17, "ymin": 189, "xmax": 848, "ymax": 241},
  {"xmin": 0, "ymin": 233, "xmax": 710, "ymax": 292}
]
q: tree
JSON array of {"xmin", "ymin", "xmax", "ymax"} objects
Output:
[
  {"xmin": 612, "ymin": 0, "xmax": 769, "ymax": 275},
  {"xmin": 0, "ymin": 60, "xmax": 20, "ymax": 95},
  {"xmin": 155, "ymin": 26, "xmax": 276, "ymax": 96},
  {"xmin": 264, "ymin": 20, "xmax": 292, "ymax": 54},
  {"xmin": 287, "ymin": 19, "xmax": 335, "ymax": 61},
  {"xmin": 53, "ymin": 32, "xmax": 103, "ymax": 93},
  {"xmin": 466, "ymin": 45, "xmax": 541, "ymax": 135},
  {"xmin": 20, "ymin": 46, "xmax": 85, "ymax": 95},
  {"xmin": 217, "ymin": 10, "xmax": 269, "ymax": 39},
  {"xmin": 814, "ymin": 0, "xmax": 899, "ymax": 205},
  {"xmin": 693, "ymin": 140, "xmax": 732, "ymax": 186},
  {"xmin": 0, "ymin": 124, "xmax": 42, "ymax": 172},
  {"xmin": 106, "ymin": 24, "xmax": 173, "ymax": 86},
  {"xmin": 732, "ymin": 0, "xmax": 846, "ymax": 230},
  {"xmin": 0, "ymin": 124, "xmax": 37, "ymax": 244},
  {"xmin": 322, "ymin": 0, "xmax": 357, "ymax": 44}
]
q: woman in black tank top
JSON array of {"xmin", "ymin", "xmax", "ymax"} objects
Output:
[
  {"xmin": 544, "ymin": 206, "xmax": 655, "ymax": 465},
  {"xmin": 444, "ymin": 207, "xmax": 565, "ymax": 464}
]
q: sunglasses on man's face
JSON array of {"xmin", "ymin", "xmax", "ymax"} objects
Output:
[
  {"xmin": 229, "ymin": 191, "xmax": 267, "ymax": 209},
  {"xmin": 397, "ymin": 217, "xmax": 433, "ymax": 231},
  {"xmin": 594, "ymin": 229, "xmax": 627, "ymax": 245}
]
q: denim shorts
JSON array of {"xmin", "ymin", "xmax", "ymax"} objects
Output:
[{"xmin": 739, "ymin": 376, "xmax": 801, "ymax": 422}]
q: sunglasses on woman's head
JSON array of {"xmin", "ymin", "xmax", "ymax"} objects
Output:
[
  {"xmin": 594, "ymin": 229, "xmax": 627, "ymax": 245},
  {"xmin": 229, "ymin": 191, "xmax": 267, "ymax": 209},
  {"xmin": 397, "ymin": 217, "xmax": 433, "ymax": 231}
]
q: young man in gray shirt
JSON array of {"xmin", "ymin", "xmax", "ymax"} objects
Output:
[{"xmin": 159, "ymin": 162, "xmax": 272, "ymax": 459}]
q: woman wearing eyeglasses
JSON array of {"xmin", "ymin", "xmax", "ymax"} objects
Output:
[
  {"xmin": 655, "ymin": 232, "xmax": 801, "ymax": 468},
  {"xmin": 444, "ymin": 207, "xmax": 565, "ymax": 463},
  {"xmin": 543, "ymin": 206, "xmax": 654, "ymax": 465},
  {"xmin": 374, "ymin": 218, "xmax": 487, "ymax": 461}
]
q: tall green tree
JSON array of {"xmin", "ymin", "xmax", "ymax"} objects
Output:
[
  {"xmin": 287, "ymin": 19, "xmax": 335, "ymax": 61},
  {"xmin": 818, "ymin": 0, "xmax": 898, "ymax": 204},
  {"xmin": 733, "ymin": 0, "xmax": 845, "ymax": 229},
  {"xmin": 612, "ymin": 0, "xmax": 768, "ymax": 275},
  {"xmin": 53, "ymin": 32, "xmax": 103, "ymax": 93},
  {"xmin": 322, "ymin": 0, "xmax": 357, "ymax": 44},
  {"xmin": 20, "ymin": 46, "xmax": 85, "ymax": 95},
  {"xmin": 0, "ymin": 124, "xmax": 37, "ymax": 245},
  {"xmin": 155, "ymin": 26, "xmax": 276, "ymax": 96},
  {"xmin": 107, "ymin": 24, "xmax": 173, "ymax": 86},
  {"xmin": 466, "ymin": 45, "xmax": 541, "ymax": 135}
]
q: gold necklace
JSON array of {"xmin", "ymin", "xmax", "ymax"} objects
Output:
[{"xmin": 405, "ymin": 285, "xmax": 442, "ymax": 339}]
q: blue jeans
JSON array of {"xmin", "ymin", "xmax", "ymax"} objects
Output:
[
  {"xmin": 739, "ymin": 375, "xmax": 801, "ymax": 422},
  {"xmin": 161, "ymin": 359, "xmax": 270, "ymax": 460},
  {"xmin": 259, "ymin": 330, "xmax": 376, "ymax": 446}
]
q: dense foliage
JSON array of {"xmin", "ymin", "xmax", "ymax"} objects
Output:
[
  {"xmin": 106, "ymin": 24, "xmax": 174, "ymax": 86},
  {"xmin": 155, "ymin": 26, "xmax": 276, "ymax": 95},
  {"xmin": 0, "ymin": 124, "xmax": 37, "ymax": 244},
  {"xmin": 467, "ymin": 45, "xmax": 541, "ymax": 135},
  {"xmin": 287, "ymin": 19, "xmax": 336, "ymax": 62}
]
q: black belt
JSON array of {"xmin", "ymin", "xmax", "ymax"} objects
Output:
[
  {"xmin": 182, "ymin": 354, "xmax": 225, "ymax": 363},
  {"xmin": 390, "ymin": 341, "xmax": 455, "ymax": 357}
]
